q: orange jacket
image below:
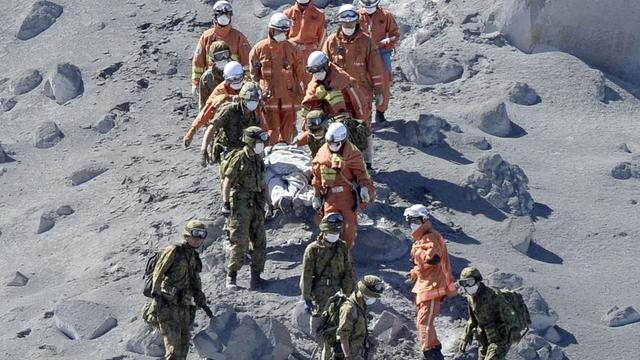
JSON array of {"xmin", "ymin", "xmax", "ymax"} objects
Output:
[
  {"xmin": 284, "ymin": 3, "xmax": 325, "ymax": 46},
  {"xmin": 249, "ymin": 38, "xmax": 305, "ymax": 109},
  {"xmin": 322, "ymin": 28, "xmax": 384, "ymax": 94},
  {"xmin": 192, "ymin": 25, "xmax": 252, "ymax": 85},
  {"xmin": 191, "ymin": 81, "xmax": 238, "ymax": 131},
  {"xmin": 311, "ymin": 142, "xmax": 372, "ymax": 194},
  {"xmin": 410, "ymin": 222, "xmax": 456, "ymax": 304},
  {"xmin": 301, "ymin": 63, "xmax": 366, "ymax": 120},
  {"xmin": 357, "ymin": 7, "xmax": 400, "ymax": 50}
]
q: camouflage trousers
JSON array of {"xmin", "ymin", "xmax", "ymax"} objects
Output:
[
  {"xmin": 225, "ymin": 195, "xmax": 266, "ymax": 273},
  {"xmin": 157, "ymin": 304, "xmax": 195, "ymax": 360},
  {"xmin": 477, "ymin": 330, "xmax": 510, "ymax": 360}
]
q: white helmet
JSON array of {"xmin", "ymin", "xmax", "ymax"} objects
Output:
[
  {"xmin": 223, "ymin": 61, "xmax": 244, "ymax": 81},
  {"xmin": 213, "ymin": 0, "xmax": 233, "ymax": 15},
  {"xmin": 337, "ymin": 4, "xmax": 358, "ymax": 23},
  {"xmin": 403, "ymin": 204, "xmax": 429, "ymax": 220},
  {"xmin": 268, "ymin": 13, "xmax": 292, "ymax": 31},
  {"xmin": 325, "ymin": 122, "xmax": 348, "ymax": 143},
  {"xmin": 306, "ymin": 51, "xmax": 329, "ymax": 72},
  {"xmin": 297, "ymin": 0, "xmax": 310, "ymax": 4},
  {"xmin": 359, "ymin": 0, "xmax": 381, "ymax": 7}
]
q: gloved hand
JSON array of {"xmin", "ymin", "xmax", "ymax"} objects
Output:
[
  {"xmin": 199, "ymin": 149, "xmax": 210, "ymax": 168},
  {"xmin": 378, "ymin": 38, "xmax": 391, "ymax": 47},
  {"xmin": 201, "ymin": 305, "xmax": 213, "ymax": 318},
  {"xmin": 183, "ymin": 127, "xmax": 196, "ymax": 147},
  {"xmin": 304, "ymin": 299, "xmax": 314, "ymax": 314},
  {"xmin": 374, "ymin": 92, "xmax": 384, "ymax": 106},
  {"xmin": 359, "ymin": 187, "xmax": 370, "ymax": 203},
  {"xmin": 315, "ymin": 85, "xmax": 328, "ymax": 100},
  {"xmin": 458, "ymin": 337, "xmax": 470, "ymax": 353},
  {"xmin": 312, "ymin": 196, "xmax": 322, "ymax": 211},
  {"xmin": 265, "ymin": 204, "xmax": 274, "ymax": 219},
  {"xmin": 221, "ymin": 202, "xmax": 231, "ymax": 217},
  {"xmin": 404, "ymin": 271, "xmax": 415, "ymax": 284},
  {"xmin": 191, "ymin": 84, "xmax": 198, "ymax": 96}
]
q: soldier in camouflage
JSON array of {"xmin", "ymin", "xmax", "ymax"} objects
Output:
[
  {"xmin": 221, "ymin": 126, "xmax": 270, "ymax": 290},
  {"xmin": 150, "ymin": 220, "xmax": 213, "ymax": 360},
  {"xmin": 335, "ymin": 275, "xmax": 385, "ymax": 360},
  {"xmin": 294, "ymin": 109, "xmax": 328, "ymax": 158},
  {"xmin": 458, "ymin": 267, "xmax": 519, "ymax": 360},
  {"xmin": 197, "ymin": 41, "xmax": 231, "ymax": 110}
]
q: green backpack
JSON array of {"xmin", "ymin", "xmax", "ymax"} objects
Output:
[
  {"xmin": 328, "ymin": 115, "xmax": 370, "ymax": 152},
  {"xmin": 492, "ymin": 287, "xmax": 531, "ymax": 343},
  {"xmin": 315, "ymin": 291, "xmax": 357, "ymax": 345}
]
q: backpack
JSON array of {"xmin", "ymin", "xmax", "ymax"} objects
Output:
[
  {"xmin": 142, "ymin": 245, "xmax": 182, "ymax": 298},
  {"xmin": 492, "ymin": 287, "xmax": 531, "ymax": 343},
  {"xmin": 329, "ymin": 115, "xmax": 370, "ymax": 152},
  {"xmin": 315, "ymin": 291, "xmax": 358, "ymax": 345}
]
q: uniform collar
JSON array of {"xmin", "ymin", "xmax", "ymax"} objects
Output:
[
  {"xmin": 411, "ymin": 220, "xmax": 433, "ymax": 241},
  {"xmin": 337, "ymin": 27, "xmax": 362, "ymax": 42},
  {"xmin": 214, "ymin": 24, "xmax": 232, "ymax": 37}
]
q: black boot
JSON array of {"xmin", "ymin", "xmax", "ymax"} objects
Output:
[
  {"xmin": 375, "ymin": 110, "xmax": 387, "ymax": 123},
  {"xmin": 250, "ymin": 271, "xmax": 267, "ymax": 290},
  {"xmin": 366, "ymin": 162, "xmax": 373, "ymax": 171},
  {"xmin": 423, "ymin": 345, "xmax": 444, "ymax": 360},
  {"xmin": 225, "ymin": 271, "xmax": 238, "ymax": 290}
]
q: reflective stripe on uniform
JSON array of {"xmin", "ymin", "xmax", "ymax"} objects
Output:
[
  {"xmin": 320, "ymin": 166, "xmax": 336, "ymax": 181},
  {"xmin": 300, "ymin": 107, "xmax": 310, "ymax": 117},
  {"xmin": 325, "ymin": 90, "xmax": 345, "ymax": 106},
  {"xmin": 416, "ymin": 286, "xmax": 448, "ymax": 304},
  {"xmin": 348, "ymin": 86, "xmax": 364, "ymax": 114}
]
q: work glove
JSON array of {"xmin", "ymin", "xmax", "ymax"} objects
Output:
[
  {"xmin": 404, "ymin": 271, "xmax": 415, "ymax": 284},
  {"xmin": 315, "ymin": 85, "xmax": 328, "ymax": 100},
  {"xmin": 201, "ymin": 305, "xmax": 213, "ymax": 318},
  {"xmin": 374, "ymin": 92, "xmax": 384, "ymax": 106},
  {"xmin": 458, "ymin": 337, "xmax": 470, "ymax": 353},
  {"xmin": 221, "ymin": 202, "xmax": 231, "ymax": 217},
  {"xmin": 304, "ymin": 299, "xmax": 314, "ymax": 314},
  {"xmin": 359, "ymin": 187, "xmax": 370, "ymax": 203},
  {"xmin": 378, "ymin": 38, "xmax": 391, "ymax": 47},
  {"xmin": 199, "ymin": 149, "xmax": 210, "ymax": 168},
  {"xmin": 191, "ymin": 84, "xmax": 197, "ymax": 96},
  {"xmin": 312, "ymin": 196, "xmax": 322, "ymax": 211},
  {"xmin": 183, "ymin": 127, "xmax": 196, "ymax": 148}
]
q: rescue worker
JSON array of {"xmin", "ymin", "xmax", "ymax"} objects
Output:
[
  {"xmin": 294, "ymin": 109, "xmax": 328, "ymax": 157},
  {"xmin": 221, "ymin": 126, "xmax": 270, "ymax": 290},
  {"xmin": 357, "ymin": 0, "xmax": 400, "ymax": 123},
  {"xmin": 301, "ymin": 51, "xmax": 367, "ymax": 122},
  {"xmin": 404, "ymin": 204, "xmax": 457, "ymax": 360},
  {"xmin": 191, "ymin": 0, "xmax": 251, "ymax": 95},
  {"xmin": 249, "ymin": 12, "xmax": 305, "ymax": 145},
  {"xmin": 458, "ymin": 267, "xmax": 519, "ymax": 360},
  {"xmin": 283, "ymin": 0, "xmax": 326, "ymax": 87},
  {"xmin": 197, "ymin": 41, "xmax": 231, "ymax": 111},
  {"xmin": 311, "ymin": 123, "xmax": 375, "ymax": 249},
  {"xmin": 335, "ymin": 275, "xmax": 385, "ymax": 360},
  {"xmin": 184, "ymin": 61, "xmax": 246, "ymax": 148},
  {"xmin": 150, "ymin": 220, "xmax": 213, "ymax": 360},
  {"xmin": 322, "ymin": 4, "xmax": 385, "ymax": 169},
  {"xmin": 300, "ymin": 212, "xmax": 356, "ymax": 330},
  {"xmin": 199, "ymin": 81, "xmax": 266, "ymax": 167}
]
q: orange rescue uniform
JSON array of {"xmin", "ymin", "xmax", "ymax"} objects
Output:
[
  {"xmin": 191, "ymin": 81, "xmax": 238, "ymax": 132},
  {"xmin": 192, "ymin": 25, "xmax": 252, "ymax": 86},
  {"xmin": 322, "ymin": 27, "xmax": 384, "ymax": 125},
  {"xmin": 358, "ymin": 7, "xmax": 400, "ymax": 113},
  {"xmin": 410, "ymin": 221, "xmax": 456, "ymax": 352},
  {"xmin": 250, "ymin": 37, "xmax": 304, "ymax": 145},
  {"xmin": 284, "ymin": 3, "xmax": 326, "ymax": 86},
  {"xmin": 311, "ymin": 142, "xmax": 374, "ymax": 249}
]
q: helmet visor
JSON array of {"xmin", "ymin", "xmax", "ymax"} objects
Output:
[
  {"xmin": 226, "ymin": 74, "xmax": 244, "ymax": 83},
  {"xmin": 405, "ymin": 215, "xmax": 423, "ymax": 223},
  {"xmin": 306, "ymin": 64, "xmax": 325, "ymax": 74},
  {"xmin": 338, "ymin": 10, "xmax": 358, "ymax": 23},
  {"xmin": 306, "ymin": 116, "xmax": 324, "ymax": 127},
  {"xmin": 212, "ymin": 50, "xmax": 231, "ymax": 61},
  {"xmin": 189, "ymin": 228, "xmax": 208, "ymax": 239},
  {"xmin": 248, "ymin": 131, "xmax": 269, "ymax": 142},
  {"xmin": 458, "ymin": 278, "xmax": 477, "ymax": 288},
  {"xmin": 361, "ymin": 0, "xmax": 378, "ymax": 6}
]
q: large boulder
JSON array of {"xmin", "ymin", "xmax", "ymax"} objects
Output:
[
  {"xmin": 601, "ymin": 306, "xmax": 640, "ymax": 327},
  {"xmin": 54, "ymin": 300, "xmax": 117, "ymax": 340},
  {"xmin": 415, "ymin": 114, "xmax": 452, "ymax": 147},
  {"xmin": 352, "ymin": 227, "xmax": 410, "ymax": 264},
  {"xmin": 371, "ymin": 311, "xmax": 412, "ymax": 345},
  {"xmin": 503, "ymin": 216, "xmax": 535, "ymax": 254},
  {"xmin": 11, "ymin": 69, "xmax": 42, "ymax": 95},
  {"xmin": 126, "ymin": 323, "xmax": 165, "ymax": 357},
  {"xmin": 401, "ymin": 52, "xmax": 463, "ymax": 85},
  {"xmin": 259, "ymin": 318, "xmax": 294, "ymax": 360},
  {"xmin": 224, "ymin": 315, "xmax": 270, "ymax": 360},
  {"xmin": 519, "ymin": 287, "xmax": 559, "ymax": 331},
  {"xmin": 16, "ymin": 1, "xmax": 63, "ymax": 40},
  {"xmin": 465, "ymin": 101, "xmax": 512, "ymax": 137},
  {"xmin": 34, "ymin": 121, "xmax": 64, "ymax": 149},
  {"xmin": 43, "ymin": 63, "xmax": 84, "ymax": 104},
  {"xmin": 292, "ymin": 300, "xmax": 312, "ymax": 337},
  {"xmin": 486, "ymin": 271, "xmax": 524, "ymax": 289}
]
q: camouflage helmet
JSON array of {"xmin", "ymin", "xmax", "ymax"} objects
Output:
[
  {"xmin": 242, "ymin": 126, "xmax": 269, "ymax": 145},
  {"xmin": 182, "ymin": 219, "xmax": 206, "ymax": 238},
  {"xmin": 460, "ymin": 267, "xmax": 483, "ymax": 282},
  {"xmin": 239, "ymin": 81, "xmax": 263, "ymax": 102},
  {"xmin": 357, "ymin": 275, "xmax": 385, "ymax": 298},
  {"xmin": 306, "ymin": 110, "xmax": 328, "ymax": 138},
  {"xmin": 208, "ymin": 40, "xmax": 231, "ymax": 61},
  {"xmin": 319, "ymin": 212, "xmax": 343, "ymax": 233}
]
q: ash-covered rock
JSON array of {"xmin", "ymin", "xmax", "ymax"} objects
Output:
[
  {"xmin": 507, "ymin": 82, "xmax": 541, "ymax": 105},
  {"xmin": 400, "ymin": 52, "xmax": 464, "ymax": 85},
  {"xmin": 515, "ymin": 333, "xmax": 566, "ymax": 360},
  {"xmin": 34, "ymin": 121, "xmax": 64, "ymax": 149},
  {"xmin": 69, "ymin": 164, "xmax": 108, "ymax": 186},
  {"xmin": 126, "ymin": 323, "xmax": 165, "ymax": 357},
  {"xmin": 503, "ymin": 216, "xmax": 535, "ymax": 254},
  {"xmin": 611, "ymin": 161, "xmax": 640, "ymax": 180},
  {"xmin": 0, "ymin": 144, "xmax": 8, "ymax": 163},
  {"xmin": 465, "ymin": 154, "xmax": 534, "ymax": 215},
  {"xmin": 465, "ymin": 100, "xmax": 513, "ymax": 137},
  {"xmin": 6, "ymin": 272, "xmax": 29, "ymax": 287},
  {"xmin": 54, "ymin": 300, "xmax": 117, "ymax": 340},
  {"xmin": 519, "ymin": 287, "xmax": 559, "ymax": 332},
  {"xmin": 16, "ymin": 1, "xmax": 63, "ymax": 40},
  {"xmin": 486, "ymin": 271, "xmax": 523, "ymax": 289},
  {"xmin": 1, "ymin": 97, "xmax": 17, "ymax": 112},
  {"xmin": 11, "ymin": 69, "xmax": 42, "ymax": 95},
  {"xmin": 43, "ymin": 63, "xmax": 84, "ymax": 105},
  {"xmin": 415, "ymin": 114, "xmax": 452, "ymax": 147},
  {"xmin": 601, "ymin": 306, "xmax": 640, "ymax": 327}
]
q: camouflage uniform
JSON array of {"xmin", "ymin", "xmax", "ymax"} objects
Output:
[
  {"xmin": 308, "ymin": 135, "xmax": 326, "ymax": 158},
  {"xmin": 335, "ymin": 292, "xmax": 372, "ymax": 360},
  {"xmin": 463, "ymin": 283, "xmax": 517, "ymax": 360},
  {"xmin": 150, "ymin": 242, "xmax": 205, "ymax": 360},
  {"xmin": 211, "ymin": 101, "xmax": 261, "ymax": 163},
  {"xmin": 223, "ymin": 147, "xmax": 267, "ymax": 273},
  {"xmin": 198, "ymin": 68, "xmax": 224, "ymax": 110}
]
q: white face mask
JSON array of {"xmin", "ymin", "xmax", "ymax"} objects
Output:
[
  {"xmin": 325, "ymin": 233, "xmax": 339, "ymax": 243},
  {"xmin": 328, "ymin": 142, "xmax": 342, "ymax": 152},
  {"xmin": 215, "ymin": 60, "xmax": 228, "ymax": 70},
  {"xmin": 410, "ymin": 223, "xmax": 421, "ymax": 231},
  {"xmin": 273, "ymin": 32, "xmax": 287, "ymax": 42},
  {"xmin": 311, "ymin": 132, "xmax": 324, "ymax": 140},
  {"xmin": 365, "ymin": 297, "xmax": 377, "ymax": 306},
  {"xmin": 216, "ymin": 15, "xmax": 230, "ymax": 27},
  {"xmin": 245, "ymin": 100, "xmax": 259, "ymax": 111},
  {"xmin": 253, "ymin": 142, "xmax": 265, "ymax": 154},
  {"xmin": 314, "ymin": 71, "xmax": 327, "ymax": 81},
  {"xmin": 229, "ymin": 80, "xmax": 243, "ymax": 90},
  {"xmin": 341, "ymin": 26, "xmax": 355, "ymax": 36},
  {"xmin": 463, "ymin": 284, "xmax": 479, "ymax": 296},
  {"xmin": 365, "ymin": 6, "xmax": 377, "ymax": 15}
]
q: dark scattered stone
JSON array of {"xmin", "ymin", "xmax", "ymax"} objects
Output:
[
  {"xmin": 17, "ymin": 328, "xmax": 32, "ymax": 338},
  {"xmin": 507, "ymin": 82, "xmax": 541, "ymax": 105},
  {"xmin": 43, "ymin": 63, "xmax": 84, "ymax": 104},
  {"xmin": 11, "ymin": 69, "xmax": 43, "ymax": 95},
  {"xmin": 97, "ymin": 62, "xmax": 123, "ymax": 80},
  {"xmin": 69, "ymin": 164, "xmax": 108, "ymax": 186},
  {"xmin": 1, "ymin": 97, "xmax": 18, "ymax": 112},
  {"xmin": 34, "ymin": 121, "xmax": 64, "ymax": 149},
  {"xmin": 611, "ymin": 162, "xmax": 640, "ymax": 180},
  {"xmin": 16, "ymin": 1, "xmax": 63, "ymax": 40}
]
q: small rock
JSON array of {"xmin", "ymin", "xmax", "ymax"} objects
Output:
[
  {"xmin": 16, "ymin": 0, "xmax": 64, "ymax": 40},
  {"xmin": 520, "ymin": 287, "xmax": 559, "ymax": 331},
  {"xmin": 43, "ymin": 63, "xmax": 84, "ymax": 104},
  {"xmin": 415, "ymin": 114, "xmax": 450, "ymax": 147},
  {"xmin": 466, "ymin": 100, "xmax": 512, "ymax": 137},
  {"xmin": 54, "ymin": 300, "xmax": 117, "ymax": 340},
  {"xmin": 6, "ymin": 271, "xmax": 29, "ymax": 287},
  {"xmin": 17, "ymin": 328, "xmax": 32, "ymax": 338},
  {"xmin": 507, "ymin": 82, "xmax": 541, "ymax": 105},
  {"xmin": 193, "ymin": 330, "xmax": 223, "ymax": 359},
  {"xmin": 292, "ymin": 301, "xmax": 312, "ymax": 337},
  {"xmin": 1, "ymin": 97, "xmax": 18, "ymax": 112},
  {"xmin": 0, "ymin": 144, "xmax": 8, "ymax": 163},
  {"xmin": 36, "ymin": 213, "xmax": 56, "ymax": 234},
  {"xmin": 617, "ymin": 143, "xmax": 632, "ymax": 153},
  {"xmin": 254, "ymin": 7, "xmax": 271, "ymax": 18},
  {"xmin": 401, "ymin": 53, "xmax": 464, "ymax": 85},
  {"xmin": 34, "ymin": 121, "xmax": 64, "ymax": 149},
  {"xmin": 371, "ymin": 311, "xmax": 412, "ymax": 345},
  {"xmin": 473, "ymin": 137, "xmax": 491, "ymax": 150},
  {"xmin": 94, "ymin": 113, "xmax": 116, "ymax": 134},
  {"xmin": 537, "ymin": 346, "xmax": 551, "ymax": 360},
  {"xmin": 55, "ymin": 205, "xmax": 74, "ymax": 216},
  {"xmin": 504, "ymin": 216, "xmax": 535, "ymax": 254},
  {"xmin": 515, "ymin": 333, "xmax": 551, "ymax": 360},
  {"xmin": 486, "ymin": 271, "xmax": 523, "ymax": 289},
  {"xmin": 126, "ymin": 323, "xmax": 165, "ymax": 357},
  {"xmin": 260, "ymin": 318, "xmax": 293, "ymax": 360},
  {"xmin": 352, "ymin": 227, "xmax": 410, "ymax": 264},
  {"xmin": 11, "ymin": 69, "xmax": 43, "ymax": 95},
  {"xmin": 69, "ymin": 164, "xmax": 108, "ymax": 186},
  {"xmin": 549, "ymin": 344, "xmax": 565, "ymax": 360},
  {"xmin": 543, "ymin": 325, "xmax": 562, "ymax": 343},
  {"xmin": 611, "ymin": 162, "xmax": 640, "ymax": 180},
  {"xmin": 602, "ymin": 306, "xmax": 640, "ymax": 327}
]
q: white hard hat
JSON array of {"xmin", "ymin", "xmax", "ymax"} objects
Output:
[
  {"xmin": 337, "ymin": 4, "xmax": 358, "ymax": 22},
  {"xmin": 359, "ymin": 0, "xmax": 381, "ymax": 7},
  {"xmin": 268, "ymin": 12, "xmax": 292, "ymax": 31},
  {"xmin": 307, "ymin": 51, "xmax": 328, "ymax": 69},
  {"xmin": 223, "ymin": 61, "xmax": 244, "ymax": 80},
  {"xmin": 325, "ymin": 122, "xmax": 348, "ymax": 143},
  {"xmin": 213, "ymin": 0, "xmax": 233, "ymax": 14},
  {"xmin": 404, "ymin": 204, "xmax": 429, "ymax": 220},
  {"xmin": 297, "ymin": 0, "xmax": 310, "ymax": 4}
]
